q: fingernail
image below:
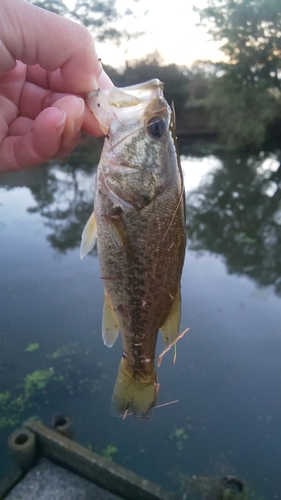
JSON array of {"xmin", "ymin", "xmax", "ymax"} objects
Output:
[{"xmin": 55, "ymin": 109, "xmax": 66, "ymax": 130}]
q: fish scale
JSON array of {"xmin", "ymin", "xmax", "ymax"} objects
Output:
[{"xmin": 81, "ymin": 79, "xmax": 186, "ymax": 417}]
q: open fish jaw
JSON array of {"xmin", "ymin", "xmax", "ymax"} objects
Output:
[
  {"xmin": 87, "ymin": 79, "xmax": 165, "ymax": 135},
  {"xmin": 89, "ymin": 80, "xmax": 174, "ymax": 215}
]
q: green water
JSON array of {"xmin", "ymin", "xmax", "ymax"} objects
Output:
[{"xmin": 0, "ymin": 141, "xmax": 280, "ymax": 499}]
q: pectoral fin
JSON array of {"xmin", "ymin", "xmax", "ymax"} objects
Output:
[
  {"xmin": 108, "ymin": 218, "xmax": 133, "ymax": 258},
  {"xmin": 102, "ymin": 293, "xmax": 120, "ymax": 347},
  {"xmin": 160, "ymin": 286, "xmax": 181, "ymax": 347},
  {"xmin": 80, "ymin": 210, "xmax": 97, "ymax": 260}
]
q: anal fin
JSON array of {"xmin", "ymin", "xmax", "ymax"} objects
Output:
[
  {"xmin": 160, "ymin": 286, "xmax": 181, "ymax": 347},
  {"xmin": 102, "ymin": 292, "xmax": 120, "ymax": 347}
]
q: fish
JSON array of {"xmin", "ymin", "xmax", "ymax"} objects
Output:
[{"xmin": 80, "ymin": 79, "xmax": 186, "ymax": 417}]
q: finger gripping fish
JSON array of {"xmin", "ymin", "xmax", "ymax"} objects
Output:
[{"xmin": 81, "ymin": 79, "xmax": 186, "ymax": 417}]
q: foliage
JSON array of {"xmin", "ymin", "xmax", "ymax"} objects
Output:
[
  {"xmin": 205, "ymin": 74, "xmax": 281, "ymax": 149},
  {"xmin": 30, "ymin": 0, "xmax": 68, "ymax": 15},
  {"xmin": 196, "ymin": 0, "xmax": 281, "ymax": 148},
  {"xmin": 197, "ymin": 0, "xmax": 281, "ymax": 88},
  {"xmin": 187, "ymin": 64, "xmax": 213, "ymax": 103},
  {"xmin": 29, "ymin": 0, "xmax": 140, "ymax": 43}
]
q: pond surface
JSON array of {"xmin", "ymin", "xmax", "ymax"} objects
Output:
[{"xmin": 0, "ymin": 140, "xmax": 281, "ymax": 499}]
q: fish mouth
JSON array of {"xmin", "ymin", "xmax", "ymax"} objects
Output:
[{"xmin": 87, "ymin": 79, "xmax": 166, "ymax": 135}]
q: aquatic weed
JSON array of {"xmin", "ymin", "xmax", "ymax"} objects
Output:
[
  {"xmin": 101, "ymin": 445, "xmax": 118, "ymax": 461},
  {"xmin": 0, "ymin": 416, "xmax": 19, "ymax": 429},
  {"xmin": 48, "ymin": 342, "xmax": 83, "ymax": 360},
  {"xmin": 169, "ymin": 417, "xmax": 193, "ymax": 451},
  {"xmin": 0, "ymin": 342, "xmax": 105, "ymax": 430},
  {"xmin": 24, "ymin": 369, "xmax": 55, "ymax": 399},
  {"xmin": 169, "ymin": 427, "xmax": 188, "ymax": 451},
  {"xmin": 25, "ymin": 343, "xmax": 40, "ymax": 352},
  {"xmin": 0, "ymin": 391, "xmax": 11, "ymax": 403}
]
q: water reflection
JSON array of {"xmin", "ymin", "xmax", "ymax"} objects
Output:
[
  {"xmin": 1, "ymin": 142, "xmax": 281, "ymax": 498},
  {"xmin": 1, "ymin": 142, "xmax": 280, "ymax": 295},
  {"xmin": 182, "ymin": 150, "xmax": 281, "ymax": 295},
  {"xmin": 0, "ymin": 137, "xmax": 101, "ymax": 254}
]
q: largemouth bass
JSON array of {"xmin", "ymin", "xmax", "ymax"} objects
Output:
[{"xmin": 80, "ymin": 79, "xmax": 186, "ymax": 417}]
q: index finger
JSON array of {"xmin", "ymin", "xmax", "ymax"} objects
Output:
[{"xmin": 0, "ymin": 0, "xmax": 112, "ymax": 93}]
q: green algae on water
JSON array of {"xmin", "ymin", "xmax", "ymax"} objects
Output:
[
  {"xmin": 25, "ymin": 343, "xmax": 40, "ymax": 352},
  {"xmin": 0, "ymin": 391, "xmax": 11, "ymax": 403},
  {"xmin": 24, "ymin": 369, "xmax": 55, "ymax": 399},
  {"xmin": 169, "ymin": 417, "xmax": 193, "ymax": 451},
  {"xmin": 101, "ymin": 445, "xmax": 118, "ymax": 460},
  {"xmin": 0, "ymin": 342, "xmax": 105, "ymax": 430},
  {"xmin": 48, "ymin": 342, "xmax": 87, "ymax": 360}
]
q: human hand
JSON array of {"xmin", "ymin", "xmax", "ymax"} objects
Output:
[{"xmin": 0, "ymin": 0, "xmax": 112, "ymax": 173}]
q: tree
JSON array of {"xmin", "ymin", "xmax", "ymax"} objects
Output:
[
  {"xmin": 197, "ymin": 0, "xmax": 281, "ymax": 87},
  {"xmin": 30, "ymin": 0, "xmax": 68, "ymax": 16},
  {"xmin": 29, "ymin": 0, "xmax": 140, "ymax": 43},
  {"xmin": 196, "ymin": 0, "xmax": 281, "ymax": 149},
  {"xmin": 205, "ymin": 72, "xmax": 280, "ymax": 149}
]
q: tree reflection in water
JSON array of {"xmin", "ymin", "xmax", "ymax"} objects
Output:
[
  {"xmin": 184, "ymin": 150, "xmax": 281, "ymax": 295},
  {"xmin": 26, "ymin": 137, "xmax": 102, "ymax": 254},
  {"xmin": 3, "ymin": 139, "xmax": 280, "ymax": 294}
]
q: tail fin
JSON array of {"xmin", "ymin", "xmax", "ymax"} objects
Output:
[{"xmin": 111, "ymin": 358, "xmax": 157, "ymax": 418}]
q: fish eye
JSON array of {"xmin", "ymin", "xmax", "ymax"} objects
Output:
[{"xmin": 146, "ymin": 116, "xmax": 167, "ymax": 139}]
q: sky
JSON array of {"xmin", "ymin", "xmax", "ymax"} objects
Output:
[{"xmin": 93, "ymin": 0, "xmax": 224, "ymax": 69}]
